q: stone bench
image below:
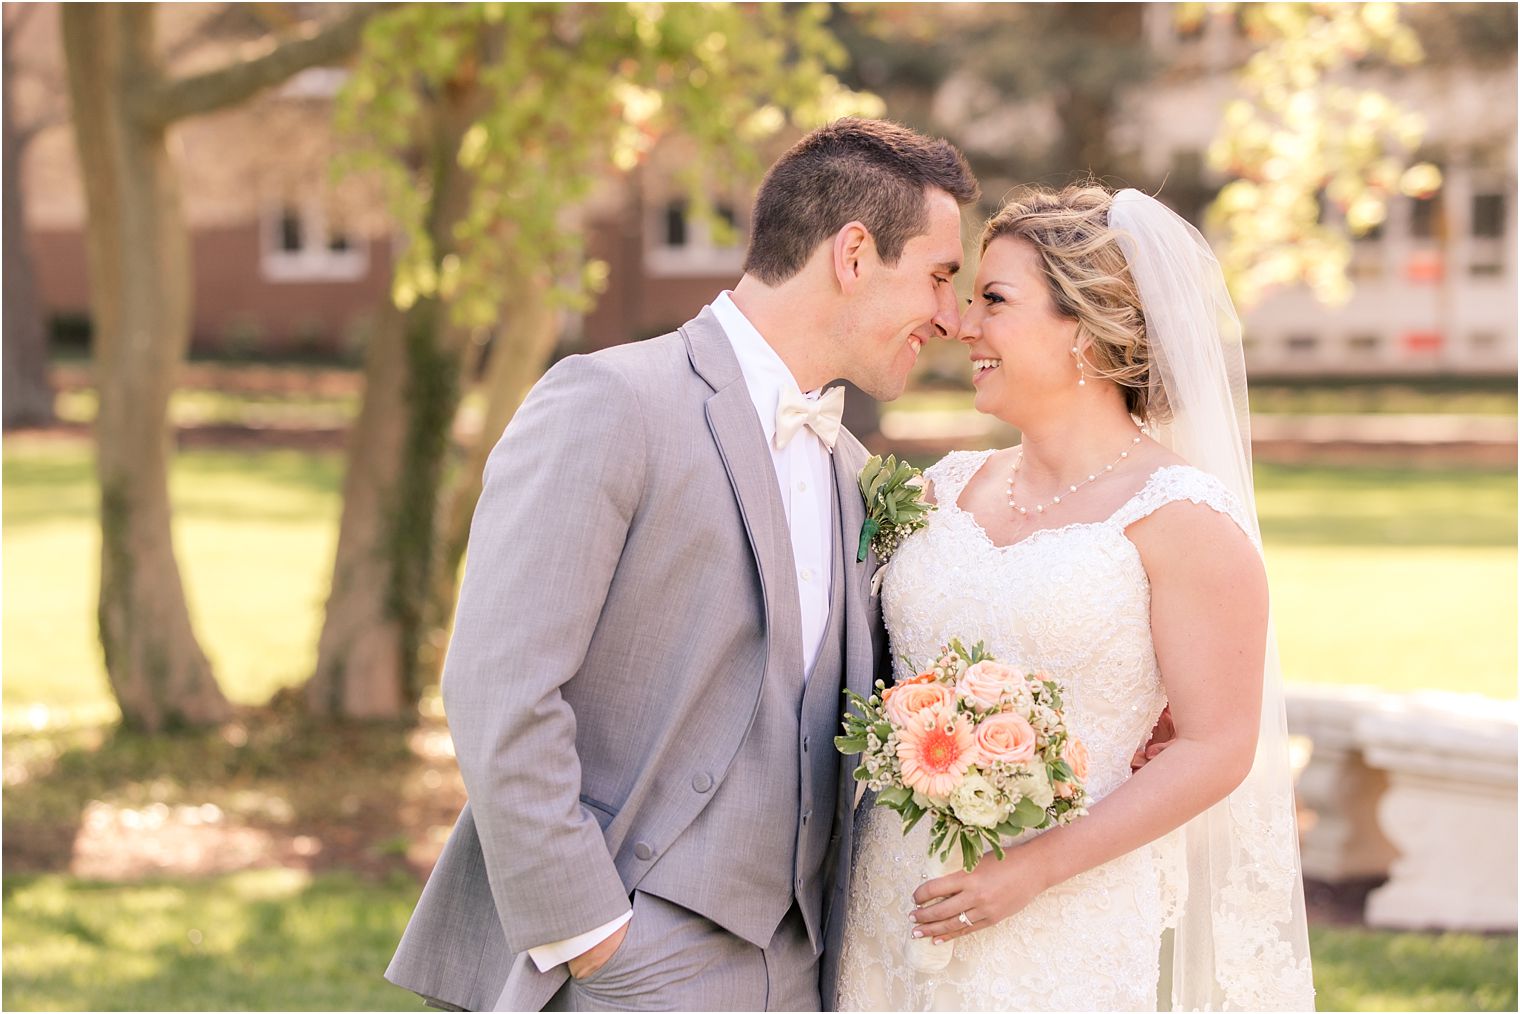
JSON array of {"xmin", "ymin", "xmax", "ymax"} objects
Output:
[{"xmin": 1286, "ymin": 685, "xmax": 1518, "ymax": 931}]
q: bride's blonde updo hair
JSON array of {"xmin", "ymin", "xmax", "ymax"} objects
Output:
[{"xmin": 981, "ymin": 184, "xmax": 1165, "ymax": 421}]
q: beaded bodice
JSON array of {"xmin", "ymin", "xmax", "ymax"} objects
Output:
[
  {"xmin": 882, "ymin": 450, "xmax": 1253, "ymax": 805},
  {"xmin": 833, "ymin": 449, "xmax": 1258, "ymax": 1012}
]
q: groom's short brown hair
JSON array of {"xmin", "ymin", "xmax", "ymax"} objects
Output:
[{"xmin": 743, "ymin": 118, "xmax": 979, "ymax": 285}]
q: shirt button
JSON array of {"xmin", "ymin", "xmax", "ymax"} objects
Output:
[
  {"xmin": 797, "ymin": 480, "xmax": 808, "ymax": 493},
  {"xmin": 800, "ymin": 568, "xmax": 812, "ymax": 582}
]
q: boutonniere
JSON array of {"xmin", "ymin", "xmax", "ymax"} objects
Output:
[{"xmin": 856, "ymin": 454, "xmax": 935, "ymax": 563}]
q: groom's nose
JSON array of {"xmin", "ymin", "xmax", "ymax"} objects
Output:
[{"xmin": 931, "ymin": 295, "xmax": 961, "ymax": 341}]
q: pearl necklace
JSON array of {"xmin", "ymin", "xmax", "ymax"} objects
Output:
[{"xmin": 1006, "ymin": 432, "xmax": 1144, "ymax": 516}]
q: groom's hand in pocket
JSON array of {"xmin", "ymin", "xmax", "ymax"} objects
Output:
[{"xmin": 568, "ymin": 922, "xmax": 629, "ymax": 980}]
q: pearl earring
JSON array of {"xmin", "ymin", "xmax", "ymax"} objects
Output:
[{"xmin": 1072, "ymin": 345, "xmax": 1086, "ymax": 387}]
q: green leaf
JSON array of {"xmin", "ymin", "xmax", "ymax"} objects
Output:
[
  {"xmin": 1011, "ymin": 795, "xmax": 1048, "ymax": 827},
  {"xmin": 959, "ymin": 832, "xmax": 979, "ymax": 872},
  {"xmin": 876, "ymin": 785, "xmax": 912, "ymax": 808},
  {"xmin": 900, "ymin": 805, "xmax": 927, "ymax": 837},
  {"xmin": 833, "ymin": 735, "xmax": 867, "ymax": 753}
]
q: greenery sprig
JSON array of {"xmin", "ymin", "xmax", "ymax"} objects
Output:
[{"xmin": 856, "ymin": 454, "xmax": 934, "ymax": 563}]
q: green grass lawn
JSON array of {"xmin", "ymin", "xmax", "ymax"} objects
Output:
[
  {"xmin": 896, "ymin": 381, "xmax": 1520, "ymax": 416},
  {"xmin": 2, "ymin": 871, "xmax": 427, "ymax": 1011},
  {"xmin": 1308, "ymin": 924, "xmax": 1518, "ymax": 1011},
  {"xmin": 3, "ymin": 440, "xmax": 343, "ymax": 729},
  {"xmin": 1254, "ymin": 463, "xmax": 1517, "ymax": 699},
  {"xmin": 2, "ymin": 434, "xmax": 1516, "ymax": 1010},
  {"xmin": 2, "ymin": 871, "xmax": 1512, "ymax": 1011},
  {"xmin": 3, "ymin": 440, "xmax": 1515, "ymax": 730}
]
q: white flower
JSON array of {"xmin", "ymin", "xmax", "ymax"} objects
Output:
[
  {"xmin": 948, "ymin": 772, "xmax": 1008, "ymax": 828},
  {"xmin": 1007, "ymin": 763, "xmax": 1055, "ymax": 810}
]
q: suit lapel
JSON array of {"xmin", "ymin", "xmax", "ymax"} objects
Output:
[
  {"xmin": 832, "ymin": 434, "xmax": 878, "ymax": 701},
  {"xmin": 685, "ymin": 309, "xmax": 804, "ymax": 682}
]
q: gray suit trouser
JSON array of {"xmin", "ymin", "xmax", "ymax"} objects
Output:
[{"xmin": 545, "ymin": 892, "xmax": 819, "ymax": 1012}]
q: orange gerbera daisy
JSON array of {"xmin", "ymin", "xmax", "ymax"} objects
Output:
[{"xmin": 895, "ymin": 703, "xmax": 978, "ymax": 800}]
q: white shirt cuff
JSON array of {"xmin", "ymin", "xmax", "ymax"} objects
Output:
[{"xmin": 527, "ymin": 909, "xmax": 632, "ymax": 973}]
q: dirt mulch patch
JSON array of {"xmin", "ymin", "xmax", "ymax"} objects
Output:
[{"xmin": 3, "ymin": 704, "xmax": 465, "ymax": 883}]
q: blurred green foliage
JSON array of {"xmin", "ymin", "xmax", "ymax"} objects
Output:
[
  {"xmin": 336, "ymin": 2, "xmax": 881, "ymax": 328},
  {"xmin": 1202, "ymin": 2, "xmax": 1443, "ymax": 305}
]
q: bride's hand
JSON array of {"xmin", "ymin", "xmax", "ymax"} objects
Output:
[{"xmin": 908, "ymin": 847, "xmax": 1051, "ymax": 944}]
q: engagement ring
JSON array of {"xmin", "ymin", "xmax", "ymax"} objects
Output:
[{"xmin": 957, "ymin": 912, "xmax": 973, "ymax": 927}]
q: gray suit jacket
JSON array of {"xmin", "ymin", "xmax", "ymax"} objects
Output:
[{"xmin": 385, "ymin": 307, "xmax": 888, "ymax": 1011}]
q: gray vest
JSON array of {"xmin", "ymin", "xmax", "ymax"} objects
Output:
[{"xmin": 639, "ymin": 479, "xmax": 846, "ymax": 951}]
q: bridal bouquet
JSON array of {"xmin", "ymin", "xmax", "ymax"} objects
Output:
[{"xmin": 835, "ymin": 639, "xmax": 1091, "ymax": 873}]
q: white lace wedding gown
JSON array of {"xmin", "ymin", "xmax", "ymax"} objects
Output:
[{"xmin": 835, "ymin": 450, "xmax": 1254, "ymax": 1012}]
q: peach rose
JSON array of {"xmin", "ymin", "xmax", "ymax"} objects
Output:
[
  {"xmin": 974, "ymin": 713, "xmax": 1037, "ymax": 766},
  {"xmin": 956, "ymin": 660, "xmax": 1026, "ymax": 709},
  {"xmin": 883, "ymin": 681, "xmax": 957, "ymax": 729},
  {"xmin": 1062, "ymin": 736, "xmax": 1091, "ymax": 781},
  {"xmin": 895, "ymin": 704, "xmax": 978, "ymax": 800},
  {"xmin": 882, "ymin": 671, "xmax": 936, "ymax": 702}
]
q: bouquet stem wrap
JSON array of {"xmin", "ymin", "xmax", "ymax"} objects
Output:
[{"xmin": 905, "ymin": 850, "xmax": 960, "ymax": 973}]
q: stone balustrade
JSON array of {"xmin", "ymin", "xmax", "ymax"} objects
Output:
[{"xmin": 1285, "ymin": 685, "xmax": 1518, "ymax": 931}]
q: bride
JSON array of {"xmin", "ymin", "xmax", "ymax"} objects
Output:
[{"xmin": 833, "ymin": 186, "xmax": 1315, "ymax": 1011}]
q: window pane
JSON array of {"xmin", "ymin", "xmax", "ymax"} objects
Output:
[
  {"xmin": 280, "ymin": 208, "xmax": 304, "ymax": 252},
  {"xmin": 1286, "ymin": 334, "xmax": 1318, "ymax": 355},
  {"xmin": 665, "ymin": 201, "xmax": 688, "ymax": 248},
  {"xmin": 714, "ymin": 203, "xmax": 740, "ymax": 248},
  {"xmin": 1409, "ymin": 195, "xmax": 1442, "ymax": 240},
  {"xmin": 1472, "ymin": 193, "xmax": 1506, "ymax": 239}
]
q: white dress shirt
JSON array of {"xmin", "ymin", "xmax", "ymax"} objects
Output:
[
  {"xmin": 530, "ymin": 292, "xmax": 836, "ymax": 971},
  {"xmin": 711, "ymin": 290, "xmax": 835, "ymax": 674}
]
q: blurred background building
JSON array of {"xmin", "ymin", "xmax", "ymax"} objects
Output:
[{"xmin": 15, "ymin": 4, "xmax": 1518, "ymax": 379}]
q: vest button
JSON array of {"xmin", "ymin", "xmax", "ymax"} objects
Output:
[
  {"xmin": 803, "ymin": 736, "xmax": 810, "ymax": 753},
  {"xmin": 633, "ymin": 841, "xmax": 654, "ymax": 861},
  {"xmin": 802, "ymin": 809, "xmax": 811, "ymax": 826},
  {"xmin": 692, "ymin": 772, "xmax": 713, "ymax": 793}
]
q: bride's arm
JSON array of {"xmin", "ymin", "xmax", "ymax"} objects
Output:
[{"xmin": 909, "ymin": 500, "xmax": 1268, "ymax": 942}]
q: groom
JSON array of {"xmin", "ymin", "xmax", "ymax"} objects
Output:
[{"xmin": 384, "ymin": 118, "xmax": 979, "ymax": 1012}]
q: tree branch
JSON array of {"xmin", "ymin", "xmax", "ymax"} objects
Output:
[{"xmin": 132, "ymin": 5, "xmax": 389, "ymax": 128}]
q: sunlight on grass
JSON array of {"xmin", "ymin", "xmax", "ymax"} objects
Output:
[
  {"xmin": 3, "ymin": 871, "xmax": 1512, "ymax": 1012},
  {"xmin": 1270, "ymin": 547, "xmax": 1516, "ymax": 699},
  {"xmin": 2, "ymin": 871, "xmax": 425, "ymax": 1011},
  {"xmin": 3, "ymin": 439, "xmax": 1515, "ymax": 726},
  {"xmin": 3, "ymin": 441, "xmax": 343, "ymax": 729},
  {"xmin": 1309, "ymin": 925, "xmax": 1519, "ymax": 1011}
]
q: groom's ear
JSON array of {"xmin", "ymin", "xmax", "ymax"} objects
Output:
[{"xmin": 832, "ymin": 221, "xmax": 873, "ymax": 294}]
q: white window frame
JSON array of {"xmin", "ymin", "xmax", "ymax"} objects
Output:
[
  {"xmin": 643, "ymin": 196, "xmax": 747, "ymax": 278},
  {"xmin": 260, "ymin": 201, "xmax": 369, "ymax": 283}
]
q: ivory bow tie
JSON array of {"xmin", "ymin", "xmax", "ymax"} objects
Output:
[{"xmin": 774, "ymin": 385, "xmax": 845, "ymax": 451}]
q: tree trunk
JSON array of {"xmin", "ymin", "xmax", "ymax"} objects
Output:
[
  {"xmin": 62, "ymin": 4, "xmax": 230, "ymax": 731},
  {"xmin": 306, "ymin": 302, "xmax": 412, "ymax": 717},
  {"xmin": 421, "ymin": 274, "xmax": 561, "ymax": 682},
  {"xmin": 307, "ymin": 83, "xmax": 481, "ymax": 719},
  {"xmin": 2, "ymin": 24, "xmax": 56, "ymax": 429}
]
